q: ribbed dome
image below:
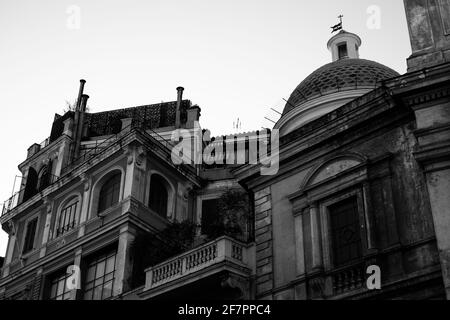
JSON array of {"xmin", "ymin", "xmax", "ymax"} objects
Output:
[{"xmin": 283, "ymin": 58, "xmax": 399, "ymax": 114}]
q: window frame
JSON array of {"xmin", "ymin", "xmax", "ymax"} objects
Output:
[
  {"xmin": 145, "ymin": 171, "xmax": 175, "ymax": 220},
  {"xmin": 89, "ymin": 167, "xmax": 125, "ymax": 218},
  {"xmin": 97, "ymin": 173, "xmax": 122, "ymax": 214},
  {"xmin": 289, "ymin": 153, "xmax": 383, "ymax": 276},
  {"xmin": 55, "ymin": 196, "xmax": 81, "ymax": 237},
  {"xmin": 82, "ymin": 248, "xmax": 117, "ymax": 300},
  {"xmin": 47, "ymin": 267, "xmax": 73, "ymax": 300},
  {"xmin": 196, "ymin": 193, "xmax": 222, "ymax": 235},
  {"xmin": 21, "ymin": 213, "xmax": 40, "ymax": 255},
  {"xmin": 148, "ymin": 174, "xmax": 170, "ymax": 218},
  {"xmin": 337, "ymin": 42, "xmax": 348, "ymax": 59},
  {"xmin": 320, "ymin": 190, "xmax": 367, "ymax": 270}
]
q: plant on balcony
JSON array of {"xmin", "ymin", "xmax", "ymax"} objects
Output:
[
  {"xmin": 129, "ymin": 220, "xmax": 197, "ymax": 288},
  {"xmin": 202, "ymin": 189, "xmax": 251, "ymax": 242}
]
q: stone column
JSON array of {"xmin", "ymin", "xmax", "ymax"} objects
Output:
[
  {"xmin": 408, "ymin": 78, "xmax": 450, "ymax": 298},
  {"xmin": 40, "ymin": 198, "xmax": 54, "ymax": 258},
  {"xmin": 70, "ymin": 248, "xmax": 83, "ymax": 300},
  {"xmin": 78, "ymin": 174, "xmax": 92, "ymax": 238},
  {"xmin": 123, "ymin": 145, "xmax": 147, "ymax": 204},
  {"xmin": 362, "ymin": 182, "xmax": 377, "ymax": 251},
  {"xmin": 113, "ymin": 225, "xmax": 136, "ymax": 297},
  {"xmin": 310, "ymin": 203, "xmax": 323, "ymax": 271},
  {"xmin": 417, "ymin": 160, "xmax": 450, "ymax": 299},
  {"xmin": 293, "ymin": 208, "xmax": 307, "ymax": 300},
  {"xmin": 293, "ymin": 209, "xmax": 306, "ymax": 277},
  {"xmin": 2, "ymin": 222, "xmax": 17, "ymax": 277}
]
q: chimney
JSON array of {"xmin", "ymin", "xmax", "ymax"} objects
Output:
[
  {"xmin": 79, "ymin": 93, "xmax": 89, "ymax": 113},
  {"xmin": 76, "ymin": 79, "xmax": 86, "ymax": 111},
  {"xmin": 73, "ymin": 94, "xmax": 89, "ymax": 158},
  {"xmin": 186, "ymin": 104, "xmax": 201, "ymax": 129},
  {"xmin": 175, "ymin": 86, "xmax": 184, "ymax": 128}
]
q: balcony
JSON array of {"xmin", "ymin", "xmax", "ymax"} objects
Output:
[
  {"xmin": 1, "ymin": 174, "xmax": 59, "ymax": 218},
  {"xmin": 141, "ymin": 236, "xmax": 255, "ymax": 299},
  {"xmin": 330, "ymin": 261, "xmax": 366, "ymax": 295}
]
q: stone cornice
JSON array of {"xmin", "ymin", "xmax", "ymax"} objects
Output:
[
  {"xmin": 385, "ymin": 62, "xmax": 450, "ymax": 105},
  {"xmin": 18, "ymin": 134, "xmax": 71, "ymax": 172},
  {"xmin": 233, "ymin": 87, "xmax": 406, "ymax": 190}
]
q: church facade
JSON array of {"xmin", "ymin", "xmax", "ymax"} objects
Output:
[{"xmin": 1, "ymin": 0, "xmax": 450, "ymax": 300}]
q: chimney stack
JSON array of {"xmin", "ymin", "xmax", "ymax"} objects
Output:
[
  {"xmin": 175, "ymin": 86, "xmax": 184, "ymax": 128},
  {"xmin": 73, "ymin": 94, "xmax": 89, "ymax": 159},
  {"xmin": 76, "ymin": 79, "xmax": 86, "ymax": 111},
  {"xmin": 79, "ymin": 94, "xmax": 89, "ymax": 113}
]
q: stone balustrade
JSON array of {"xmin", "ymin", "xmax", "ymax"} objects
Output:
[{"xmin": 144, "ymin": 236, "xmax": 251, "ymax": 291}]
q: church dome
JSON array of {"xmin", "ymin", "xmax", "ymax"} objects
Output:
[
  {"xmin": 275, "ymin": 29, "xmax": 400, "ymax": 136},
  {"xmin": 283, "ymin": 58, "xmax": 399, "ymax": 114}
]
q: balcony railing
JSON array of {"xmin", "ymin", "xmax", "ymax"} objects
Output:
[
  {"xmin": 2, "ymin": 122, "xmax": 178, "ymax": 218},
  {"xmin": 1, "ymin": 174, "xmax": 59, "ymax": 217},
  {"xmin": 144, "ymin": 236, "xmax": 251, "ymax": 291},
  {"xmin": 331, "ymin": 261, "xmax": 366, "ymax": 295},
  {"xmin": 1, "ymin": 190, "xmax": 22, "ymax": 217}
]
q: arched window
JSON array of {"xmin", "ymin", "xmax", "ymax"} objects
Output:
[
  {"xmin": 98, "ymin": 173, "xmax": 121, "ymax": 214},
  {"xmin": 148, "ymin": 174, "xmax": 169, "ymax": 217},
  {"xmin": 37, "ymin": 160, "xmax": 53, "ymax": 192},
  {"xmin": 23, "ymin": 167, "xmax": 38, "ymax": 202},
  {"xmin": 37, "ymin": 165, "xmax": 49, "ymax": 192},
  {"xmin": 57, "ymin": 197, "xmax": 79, "ymax": 237}
]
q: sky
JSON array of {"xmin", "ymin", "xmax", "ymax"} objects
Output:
[{"xmin": 0, "ymin": 0, "xmax": 411, "ymax": 256}]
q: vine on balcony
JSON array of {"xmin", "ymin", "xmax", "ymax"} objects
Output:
[{"xmin": 129, "ymin": 220, "xmax": 197, "ymax": 288}]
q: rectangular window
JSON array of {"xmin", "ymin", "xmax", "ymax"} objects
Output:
[
  {"xmin": 201, "ymin": 198, "xmax": 220, "ymax": 236},
  {"xmin": 83, "ymin": 249, "xmax": 117, "ymax": 300},
  {"xmin": 338, "ymin": 43, "xmax": 348, "ymax": 59},
  {"xmin": 48, "ymin": 268, "xmax": 72, "ymax": 300},
  {"xmin": 329, "ymin": 197, "xmax": 362, "ymax": 267},
  {"xmin": 22, "ymin": 217, "xmax": 38, "ymax": 254}
]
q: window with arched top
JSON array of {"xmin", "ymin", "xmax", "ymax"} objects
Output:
[
  {"xmin": 98, "ymin": 173, "xmax": 121, "ymax": 214},
  {"xmin": 56, "ymin": 196, "xmax": 80, "ymax": 237},
  {"xmin": 37, "ymin": 165, "xmax": 49, "ymax": 192},
  {"xmin": 23, "ymin": 167, "xmax": 38, "ymax": 202},
  {"xmin": 37, "ymin": 160, "xmax": 53, "ymax": 192},
  {"xmin": 148, "ymin": 174, "xmax": 169, "ymax": 218}
]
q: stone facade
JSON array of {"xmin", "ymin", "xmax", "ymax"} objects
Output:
[{"xmin": 1, "ymin": 1, "xmax": 450, "ymax": 301}]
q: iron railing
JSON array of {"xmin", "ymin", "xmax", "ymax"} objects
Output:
[
  {"xmin": 1, "ymin": 122, "xmax": 176, "ymax": 218},
  {"xmin": 62, "ymin": 122, "xmax": 175, "ymax": 173},
  {"xmin": 1, "ymin": 174, "xmax": 60, "ymax": 218}
]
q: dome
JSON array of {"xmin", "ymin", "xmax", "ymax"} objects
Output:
[
  {"xmin": 275, "ymin": 30, "xmax": 401, "ymax": 136},
  {"xmin": 283, "ymin": 58, "xmax": 400, "ymax": 115}
]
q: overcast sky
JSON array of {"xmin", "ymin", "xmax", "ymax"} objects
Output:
[{"xmin": 0, "ymin": 0, "xmax": 411, "ymax": 256}]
